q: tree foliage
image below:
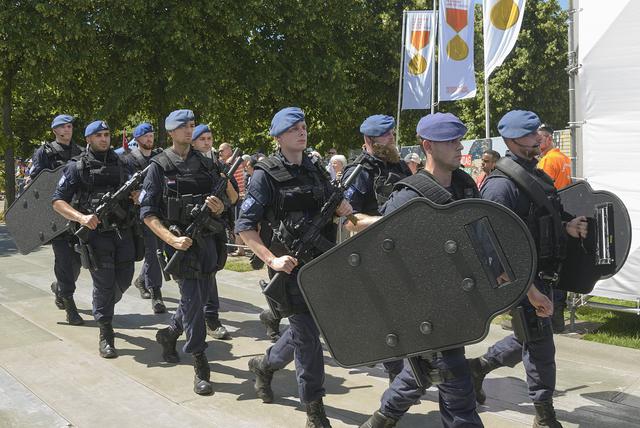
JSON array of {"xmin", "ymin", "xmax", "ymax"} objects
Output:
[{"xmin": 0, "ymin": 0, "xmax": 568, "ymax": 206}]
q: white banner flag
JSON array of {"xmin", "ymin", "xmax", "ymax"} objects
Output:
[
  {"xmin": 483, "ymin": 0, "xmax": 526, "ymax": 78},
  {"xmin": 401, "ymin": 11, "xmax": 436, "ymax": 110},
  {"xmin": 438, "ymin": 0, "xmax": 477, "ymax": 101}
]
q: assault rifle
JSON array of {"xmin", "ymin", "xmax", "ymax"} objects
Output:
[
  {"xmin": 74, "ymin": 164, "xmax": 150, "ymax": 271},
  {"xmin": 74, "ymin": 164, "xmax": 151, "ymax": 243},
  {"xmin": 261, "ymin": 162, "xmax": 364, "ymax": 316},
  {"xmin": 163, "ymin": 149, "xmax": 243, "ymax": 276}
]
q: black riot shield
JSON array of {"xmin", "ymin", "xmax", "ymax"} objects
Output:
[
  {"xmin": 298, "ymin": 197, "xmax": 536, "ymax": 368},
  {"xmin": 5, "ymin": 166, "xmax": 70, "ymax": 254},
  {"xmin": 557, "ymin": 180, "xmax": 632, "ymax": 294}
]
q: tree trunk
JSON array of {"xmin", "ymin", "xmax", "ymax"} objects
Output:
[{"xmin": 2, "ymin": 69, "xmax": 15, "ymax": 211}]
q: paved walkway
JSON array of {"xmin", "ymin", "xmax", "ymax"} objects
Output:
[{"xmin": 0, "ymin": 226, "xmax": 639, "ymax": 427}]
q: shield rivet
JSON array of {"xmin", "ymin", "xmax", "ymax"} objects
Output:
[
  {"xmin": 33, "ymin": 190, "xmax": 39, "ymax": 199},
  {"xmin": 444, "ymin": 240, "xmax": 457, "ymax": 254},
  {"xmin": 51, "ymin": 222, "xmax": 57, "ymax": 232},
  {"xmin": 386, "ymin": 334, "xmax": 399, "ymax": 347},
  {"xmin": 22, "ymin": 200, "xmax": 28, "ymax": 209},
  {"xmin": 348, "ymin": 253, "xmax": 361, "ymax": 267},
  {"xmin": 462, "ymin": 277, "xmax": 475, "ymax": 292},
  {"xmin": 419, "ymin": 321, "xmax": 433, "ymax": 335},
  {"xmin": 382, "ymin": 239, "xmax": 395, "ymax": 252},
  {"xmin": 38, "ymin": 232, "xmax": 45, "ymax": 242}
]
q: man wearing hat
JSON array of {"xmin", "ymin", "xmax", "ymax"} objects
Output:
[
  {"xmin": 468, "ymin": 110, "xmax": 587, "ymax": 428},
  {"xmin": 52, "ymin": 120, "xmax": 138, "ymax": 359},
  {"xmin": 191, "ymin": 123, "xmax": 238, "ymax": 341},
  {"xmin": 31, "ymin": 114, "xmax": 84, "ymax": 326},
  {"xmin": 237, "ymin": 107, "xmax": 352, "ymax": 427},
  {"xmin": 140, "ymin": 109, "xmax": 231, "ymax": 395},
  {"xmin": 342, "ymin": 114, "xmax": 411, "ymax": 233},
  {"xmin": 360, "ymin": 112, "xmax": 483, "ymax": 428},
  {"xmin": 403, "ymin": 152, "xmax": 422, "ymax": 175},
  {"xmin": 121, "ymin": 123, "xmax": 166, "ymax": 313},
  {"xmin": 341, "ymin": 114, "xmax": 411, "ymax": 383}
]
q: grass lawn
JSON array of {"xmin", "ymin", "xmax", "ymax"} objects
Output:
[
  {"xmin": 575, "ymin": 297, "xmax": 640, "ymax": 349},
  {"xmin": 223, "ymin": 257, "xmax": 255, "ymax": 273}
]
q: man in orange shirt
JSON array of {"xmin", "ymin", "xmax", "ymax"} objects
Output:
[
  {"xmin": 537, "ymin": 124, "xmax": 572, "ymax": 190},
  {"xmin": 537, "ymin": 124, "xmax": 572, "ymax": 334}
]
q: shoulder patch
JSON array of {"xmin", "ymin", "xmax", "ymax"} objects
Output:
[
  {"xmin": 57, "ymin": 175, "xmax": 66, "ymax": 186},
  {"xmin": 241, "ymin": 195, "xmax": 256, "ymax": 211}
]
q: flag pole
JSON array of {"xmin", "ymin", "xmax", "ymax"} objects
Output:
[
  {"xmin": 397, "ymin": 10, "xmax": 407, "ymax": 147},
  {"xmin": 430, "ymin": 1, "xmax": 439, "ymax": 114},
  {"xmin": 484, "ymin": 74, "xmax": 490, "ymax": 138}
]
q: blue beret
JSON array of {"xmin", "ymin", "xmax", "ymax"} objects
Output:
[
  {"xmin": 84, "ymin": 120, "xmax": 109, "ymax": 137},
  {"xmin": 165, "ymin": 109, "xmax": 195, "ymax": 131},
  {"xmin": 360, "ymin": 115, "xmax": 395, "ymax": 137},
  {"xmin": 133, "ymin": 122, "xmax": 154, "ymax": 138},
  {"xmin": 269, "ymin": 107, "xmax": 305, "ymax": 137},
  {"xmin": 51, "ymin": 114, "xmax": 74, "ymax": 129},
  {"xmin": 498, "ymin": 110, "xmax": 541, "ymax": 139},
  {"xmin": 416, "ymin": 113, "xmax": 467, "ymax": 141},
  {"xmin": 192, "ymin": 124, "xmax": 211, "ymax": 141}
]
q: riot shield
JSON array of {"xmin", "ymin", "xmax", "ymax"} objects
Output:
[
  {"xmin": 5, "ymin": 166, "xmax": 70, "ymax": 254},
  {"xmin": 298, "ymin": 197, "xmax": 536, "ymax": 368},
  {"xmin": 557, "ymin": 180, "xmax": 632, "ymax": 294}
]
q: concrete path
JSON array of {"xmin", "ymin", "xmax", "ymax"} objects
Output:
[{"xmin": 0, "ymin": 226, "xmax": 639, "ymax": 427}]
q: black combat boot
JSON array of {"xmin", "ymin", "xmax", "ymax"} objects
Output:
[
  {"xmin": 305, "ymin": 398, "xmax": 332, "ymax": 428},
  {"xmin": 205, "ymin": 318, "xmax": 230, "ymax": 340},
  {"xmin": 192, "ymin": 352, "xmax": 213, "ymax": 395},
  {"xmin": 359, "ymin": 411, "xmax": 398, "ymax": 428},
  {"xmin": 468, "ymin": 356, "xmax": 500, "ymax": 404},
  {"xmin": 133, "ymin": 275, "xmax": 151, "ymax": 299},
  {"xmin": 248, "ymin": 354, "xmax": 276, "ymax": 403},
  {"xmin": 156, "ymin": 327, "xmax": 180, "ymax": 363},
  {"xmin": 149, "ymin": 287, "xmax": 166, "ymax": 314},
  {"xmin": 98, "ymin": 322, "xmax": 117, "ymax": 359},
  {"xmin": 533, "ymin": 400, "xmax": 563, "ymax": 427},
  {"xmin": 51, "ymin": 282, "xmax": 65, "ymax": 310},
  {"xmin": 62, "ymin": 297, "xmax": 84, "ymax": 326},
  {"xmin": 259, "ymin": 309, "xmax": 281, "ymax": 342}
]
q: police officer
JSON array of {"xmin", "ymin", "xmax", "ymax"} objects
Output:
[
  {"xmin": 31, "ymin": 114, "xmax": 84, "ymax": 325},
  {"xmin": 468, "ymin": 110, "xmax": 587, "ymax": 428},
  {"xmin": 122, "ymin": 122, "xmax": 166, "ymax": 314},
  {"xmin": 191, "ymin": 123, "xmax": 237, "ymax": 340},
  {"xmin": 140, "ymin": 110, "xmax": 229, "ymax": 396},
  {"xmin": 342, "ymin": 114, "xmax": 410, "ymax": 383},
  {"xmin": 360, "ymin": 113, "xmax": 483, "ymax": 428},
  {"xmin": 52, "ymin": 120, "xmax": 137, "ymax": 358},
  {"xmin": 237, "ymin": 107, "xmax": 352, "ymax": 427}
]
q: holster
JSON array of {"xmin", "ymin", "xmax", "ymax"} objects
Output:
[
  {"xmin": 75, "ymin": 241, "xmax": 98, "ymax": 272},
  {"xmin": 407, "ymin": 353, "xmax": 456, "ymax": 389},
  {"xmin": 511, "ymin": 305, "xmax": 553, "ymax": 343},
  {"xmin": 132, "ymin": 221, "xmax": 145, "ymax": 262},
  {"xmin": 260, "ymin": 276, "xmax": 292, "ymax": 318}
]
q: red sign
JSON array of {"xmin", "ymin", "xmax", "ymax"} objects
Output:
[{"xmin": 461, "ymin": 154, "xmax": 472, "ymax": 167}]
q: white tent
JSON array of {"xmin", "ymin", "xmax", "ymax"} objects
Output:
[{"xmin": 575, "ymin": 0, "xmax": 640, "ymax": 301}]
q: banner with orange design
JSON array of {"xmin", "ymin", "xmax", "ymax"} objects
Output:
[
  {"xmin": 438, "ymin": 0, "xmax": 476, "ymax": 101},
  {"xmin": 401, "ymin": 11, "xmax": 436, "ymax": 110},
  {"xmin": 483, "ymin": 0, "xmax": 527, "ymax": 78}
]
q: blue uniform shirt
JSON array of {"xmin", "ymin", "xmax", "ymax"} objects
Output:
[{"xmin": 52, "ymin": 159, "xmax": 82, "ymax": 203}]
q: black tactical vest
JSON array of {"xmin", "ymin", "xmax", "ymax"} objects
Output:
[
  {"xmin": 126, "ymin": 147, "xmax": 163, "ymax": 172},
  {"xmin": 394, "ymin": 168, "xmax": 480, "ymax": 203},
  {"xmin": 44, "ymin": 141, "xmax": 83, "ymax": 169},
  {"xmin": 152, "ymin": 148, "xmax": 219, "ymax": 227},
  {"xmin": 345, "ymin": 152, "xmax": 411, "ymax": 215},
  {"xmin": 492, "ymin": 158, "xmax": 567, "ymax": 273},
  {"xmin": 74, "ymin": 149, "xmax": 132, "ymax": 230},
  {"xmin": 254, "ymin": 154, "xmax": 334, "ymax": 255}
]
